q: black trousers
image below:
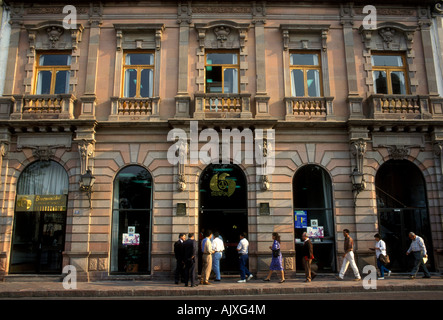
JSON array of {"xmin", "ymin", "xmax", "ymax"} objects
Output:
[
  {"xmin": 175, "ymin": 260, "xmax": 185, "ymax": 283},
  {"xmin": 184, "ymin": 259, "xmax": 197, "ymax": 286}
]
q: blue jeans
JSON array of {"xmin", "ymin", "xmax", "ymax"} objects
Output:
[
  {"xmin": 239, "ymin": 254, "xmax": 251, "ymax": 280},
  {"xmin": 410, "ymin": 251, "xmax": 431, "ymax": 277},
  {"xmin": 377, "ymin": 258, "xmax": 390, "ymax": 277},
  {"xmin": 212, "ymin": 252, "xmax": 222, "ymax": 280}
]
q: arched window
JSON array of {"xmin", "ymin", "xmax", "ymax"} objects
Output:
[
  {"xmin": 10, "ymin": 161, "xmax": 68, "ymax": 274},
  {"xmin": 111, "ymin": 166, "xmax": 153, "ymax": 274},
  {"xmin": 293, "ymin": 165, "xmax": 336, "ymax": 272},
  {"xmin": 17, "ymin": 160, "xmax": 68, "ymax": 195}
]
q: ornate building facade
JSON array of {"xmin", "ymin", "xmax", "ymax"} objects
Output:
[{"xmin": 0, "ymin": 0, "xmax": 443, "ymax": 281}]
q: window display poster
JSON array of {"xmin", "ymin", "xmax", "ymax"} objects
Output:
[
  {"xmin": 294, "ymin": 210, "xmax": 307, "ymax": 228},
  {"xmin": 307, "ymin": 226, "xmax": 324, "ymax": 238},
  {"xmin": 122, "ymin": 233, "xmax": 140, "ymax": 245}
]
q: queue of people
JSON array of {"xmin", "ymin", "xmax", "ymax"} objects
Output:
[{"xmin": 173, "ymin": 229, "xmax": 432, "ymax": 287}]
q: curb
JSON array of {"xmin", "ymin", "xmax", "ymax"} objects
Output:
[{"xmin": 1, "ymin": 278, "xmax": 443, "ymax": 298}]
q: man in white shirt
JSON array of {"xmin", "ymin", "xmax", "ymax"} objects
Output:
[
  {"xmin": 372, "ymin": 233, "xmax": 391, "ymax": 279},
  {"xmin": 211, "ymin": 232, "xmax": 225, "ymax": 281},
  {"xmin": 406, "ymin": 232, "xmax": 431, "ymax": 279},
  {"xmin": 237, "ymin": 232, "xmax": 253, "ymax": 283}
]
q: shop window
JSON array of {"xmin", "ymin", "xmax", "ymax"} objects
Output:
[
  {"xmin": 111, "ymin": 166, "xmax": 152, "ymax": 274},
  {"xmin": 35, "ymin": 53, "xmax": 71, "ymax": 95},
  {"xmin": 123, "ymin": 52, "xmax": 155, "ymax": 98},
  {"xmin": 293, "ymin": 165, "xmax": 336, "ymax": 273},
  {"xmin": 205, "ymin": 51, "xmax": 239, "ymax": 94},
  {"xmin": 290, "ymin": 52, "xmax": 322, "ymax": 97},
  {"xmin": 10, "ymin": 161, "xmax": 68, "ymax": 274},
  {"xmin": 372, "ymin": 53, "xmax": 408, "ymax": 94}
]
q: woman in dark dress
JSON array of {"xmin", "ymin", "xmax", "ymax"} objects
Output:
[{"xmin": 263, "ymin": 232, "xmax": 285, "ymax": 283}]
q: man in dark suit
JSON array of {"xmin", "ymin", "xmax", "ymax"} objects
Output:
[
  {"xmin": 301, "ymin": 232, "xmax": 317, "ymax": 282},
  {"xmin": 183, "ymin": 233, "xmax": 199, "ymax": 287},
  {"xmin": 174, "ymin": 233, "xmax": 186, "ymax": 284}
]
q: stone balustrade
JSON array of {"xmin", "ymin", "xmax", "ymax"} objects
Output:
[
  {"xmin": 285, "ymin": 96, "xmax": 334, "ymax": 120},
  {"xmin": 367, "ymin": 94, "xmax": 439, "ymax": 119},
  {"xmin": 194, "ymin": 93, "xmax": 252, "ymax": 118},
  {"xmin": 9, "ymin": 94, "xmax": 76, "ymax": 120},
  {"xmin": 109, "ymin": 97, "xmax": 160, "ymax": 121}
]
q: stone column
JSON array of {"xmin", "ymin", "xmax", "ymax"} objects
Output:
[
  {"xmin": 254, "ymin": 18, "xmax": 270, "ymax": 118},
  {"xmin": 79, "ymin": 8, "xmax": 102, "ymax": 120},
  {"xmin": 419, "ymin": 7, "xmax": 440, "ymax": 97},
  {"xmin": 2, "ymin": 15, "xmax": 21, "ymax": 98},
  {"xmin": 340, "ymin": 4, "xmax": 364, "ymax": 119},
  {"xmin": 175, "ymin": 3, "xmax": 192, "ymax": 118}
]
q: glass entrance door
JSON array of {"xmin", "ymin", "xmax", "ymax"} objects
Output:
[
  {"xmin": 376, "ymin": 160, "xmax": 434, "ymax": 272},
  {"xmin": 199, "ymin": 164, "xmax": 248, "ymax": 274},
  {"xmin": 198, "ymin": 209, "xmax": 248, "ymax": 272},
  {"xmin": 378, "ymin": 208, "xmax": 434, "ymax": 272},
  {"xmin": 10, "ymin": 211, "xmax": 66, "ymax": 274}
]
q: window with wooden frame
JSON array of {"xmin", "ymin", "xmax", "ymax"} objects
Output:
[
  {"xmin": 290, "ymin": 51, "xmax": 322, "ymax": 97},
  {"xmin": 205, "ymin": 51, "xmax": 239, "ymax": 94},
  {"xmin": 34, "ymin": 52, "xmax": 71, "ymax": 95},
  {"xmin": 372, "ymin": 53, "xmax": 409, "ymax": 95},
  {"xmin": 122, "ymin": 51, "xmax": 155, "ymax": 98}
]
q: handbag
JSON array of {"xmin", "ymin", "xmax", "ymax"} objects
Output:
[
  {"xmin": 379, "ymin": 254, "xmax": 390, "ymax": 265},
  {"xmin": 272, "ymin": 249, "xmax": 280, "ymax": 258}
]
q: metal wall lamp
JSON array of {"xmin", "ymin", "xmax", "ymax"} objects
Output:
[
  {"xmin": 79, "ymin": 169, "xmax": 96, "ymax": 208},
  {"xmin": 350, "ymin": 167, "xmax": 366, "ymax": 203}
]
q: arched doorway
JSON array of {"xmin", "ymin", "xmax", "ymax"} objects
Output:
[
  {"xmin": 111, "ymin": 165, "xmax": 153, "ymax": 274},
  {"xmin": 10, "ymin": 160, "xmax": 69, "ymax": 274},
  {"xmin": 376, "ymin": 160, "xmax": 434, "ymax": 272},
  {"xmin": 293, "ymin": 165, "xmax": 336, "ymax": 273},
  {"xmin": 198, "ymin": 163, "xmax": 248, "ymax": 273}
]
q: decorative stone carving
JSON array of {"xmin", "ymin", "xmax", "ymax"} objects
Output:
[
  {"xmin": 78, "ymin": 140, "xmax": 94, "ymax": 175},
  {"xmin": 31, "ymin": 146, "xmax": 59, "ymax": 161},
  {"xmin": 195, "ymin": 21, "xmax": 250, "ymax": 52},
  {"xmin": 46, "ymin": 26, "xmax": 64, "ymax": 48},
  {"xmin": 0, "ymin": 143, "xmax": 7, "ymax": 158},
  {"xmin": 386, "ymin": 145, "xmax": 410, "ymax": 160},
  {"xmin": 433, "ymin": 2, "xmax": 443, "ymax": 15},
  {"xmin": 177, "ymin": 140, "xmax": 188, "ymax": 191},
  {"xmin": 350, "ymin": 139, "xmax": 367, "ymax": 173},
  {"xmin": 378, "ymin": 28, "xmax": 396, "ymax": 48},
  {"xmin": 214, "ymin": 26, "xmax": 231, "ymax": 42},
  {"xmin": 261, "ymin": 175, "xmax": 270, "ymax": 191}
]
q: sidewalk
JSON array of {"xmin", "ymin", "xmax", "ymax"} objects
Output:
[{"xmin": 1, "ymin": 273, "xmax": 443, "ymax": 298}]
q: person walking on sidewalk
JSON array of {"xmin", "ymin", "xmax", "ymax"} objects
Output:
[
  {"xmin": 263, "ymin": 232, "xmax": 285, "ymax": 283},
  {"xmin": 406, "ymin": 232, "xmax": 431, "ymax": 279},
  {"xmin": 337, "ymin": 229, "xmax": 361, "ymax": 281},
  {"xmin": 370, "ymin": 233, "xmax": 391, "ymax": 280},
  {"xmin": 212, "ymin": 231, "xmax": 225, "ymax": 282},
  {"xmin": 183, "ymin": 233, "xmax": 198, "ymax": 287},
  {"xmin": 174, "ymin": 233, "xmax": 186, "ymax": 284},
  {"xmin": 301, "ymin": 232, "xmax": 316, "ymax": 282},
  {"xmin": 201, "ymin": 230, "xmax": 214, "ymax": 285},
  {"xmin": 237, "ymin": 232, "xmax": 253, "ymax": 283}
]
